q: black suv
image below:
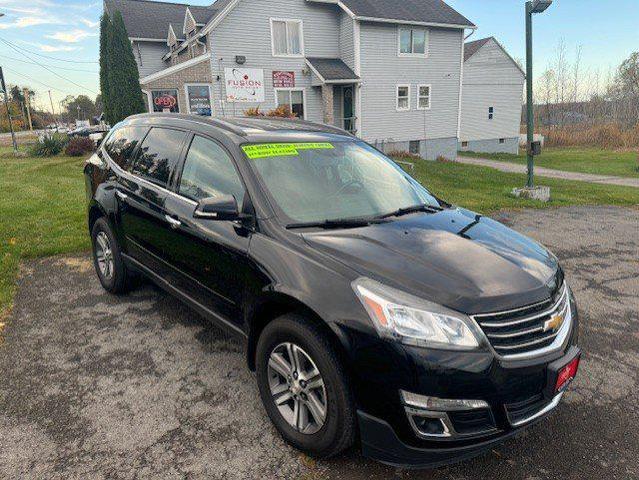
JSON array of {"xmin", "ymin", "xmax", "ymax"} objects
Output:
[{"xmin": 84, "ymin": 114, "xmax": 580, "ymax": 468}]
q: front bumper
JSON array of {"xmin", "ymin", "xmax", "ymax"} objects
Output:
[
  {"xmin": 357, "ymin": 345, "xmax": 580, "ymax": 468},
  {"xmin": 358, "ymin": 399, "xmax": 555, "ymax": 469}
]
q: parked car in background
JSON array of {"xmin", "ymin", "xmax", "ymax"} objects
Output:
[
  {"xmin": 69, "ymin": 125, "xmax": 110, "ymax": 146},
  {"xmin": 84, "ymin": 114, "xmax": 581, "ymax": 468}
]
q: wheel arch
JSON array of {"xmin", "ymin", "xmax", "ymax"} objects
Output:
[
  {"xmin": 245, "ymin": 291, "xmax": 352, "ymax": 372},
  {"xmin": 88, "ymin": 202, "xmax": 108, "ymax": 233}
]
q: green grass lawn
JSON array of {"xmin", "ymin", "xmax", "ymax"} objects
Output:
[
  {"xmin": 1, "ymin": 147, "xmax": 639, "ymax": 322},
  {"xmin": 0, "ymin": 147, "xmax": 89, "ymax": 322},
  {"xmin": 459, "ymin": 148, "xmax": 639, "ymax": 178}
]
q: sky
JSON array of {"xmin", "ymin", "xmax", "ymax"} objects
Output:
[{"xmin": 0, "ymin": 0, "xmax": 637, "ymax": 112}]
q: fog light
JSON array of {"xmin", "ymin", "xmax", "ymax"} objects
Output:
[
  {"xmin": 405, "ymin": 408, "xmax": 452, "ymax": 438},
  {"xmin": 401, "ymin": 390, "xmax": 489, "ymax": 411},
  {"xmin": 413, "ymin": 416, "xmax": 448, "ymax": 436}
]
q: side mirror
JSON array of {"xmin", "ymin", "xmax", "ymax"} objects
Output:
[{"xmin": 194, "ymin": 195, "xmax": 240, "ymax": 220}]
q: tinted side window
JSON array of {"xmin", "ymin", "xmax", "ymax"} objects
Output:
[
  {"xmin": 104, "ymin": 126, "xmax": 148, "ymax": 169},
  {"xmin": 178, "ymin": 136, "xmax": 245, "ymax": 203},
  {"xmin": 131, "ymin": 128, "xmax": 187, "ymax": 187}
]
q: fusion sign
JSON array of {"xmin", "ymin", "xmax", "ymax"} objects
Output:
[{"xmin": 225, "ymin": 68, "xmax": 265, "ymax": 103}]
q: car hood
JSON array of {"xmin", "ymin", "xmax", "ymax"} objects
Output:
[{"xmin": 302, "ymin": 208, "xmax": 560, "ymax": 314}]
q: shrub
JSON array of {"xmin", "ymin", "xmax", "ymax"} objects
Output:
[
  {"xmin": 65, "ymin": 137, "xmax": 96, "ymax": 156},
  {"xmin": 387, "ymin": 150, "xmax": 422, "ymax": 160},
  {"xmin": 266, "ymin": 105, "xmax": 296, "ymax": 118},
  {"xmin": 29, "ymin": 133, "xmax": 68, "ymax": 157},
  {"xmin": 244, "ymin": 107, "xmax": 264, "ymax": 117}
]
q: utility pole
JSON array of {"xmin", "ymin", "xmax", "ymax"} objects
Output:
[
  {"xmin": 48, "ymin": 90, "xmax": 57, "ymax": 128},
  {"xmin": 0, "ymin": 66, "xmax": 18, "ymax": 155},
  {"xmin": 525, "ymin": 1, "xmax": 534, "ymax": 188},
  {"xmin": 23, "ymin": 87, "xmax": 33, "ymax": 131},
  {"xmin": 525, "ymin": 0, "xmax": 552, "ymax": 188}
]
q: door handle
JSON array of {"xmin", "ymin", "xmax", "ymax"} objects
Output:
[
  {"xmin": 165, "ymin": 215, "xmax": 182, "ymax": 229},
  {"xmin": 115, "ymin": 191, "xmax": 128, "ymax": 201}
]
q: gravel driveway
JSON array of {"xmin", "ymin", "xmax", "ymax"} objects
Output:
[{"xmin": 1, "ymin": 206, "xmax": 638, "ymax": 479}]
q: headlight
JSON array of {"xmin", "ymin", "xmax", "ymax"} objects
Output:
[{"xmin": 352, "ymin": 278, "xmax": 483, "ymax": 349}]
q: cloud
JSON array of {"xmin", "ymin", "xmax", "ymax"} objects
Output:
[
  {"xmin": 21, "ymin": 40, "xmax": 81, "ymax": 52},
  {"xmin": 45, "ymin": 28, "xmax": 96, "ymax": 43},
  {"xmin": 39, "ymin": 44, "xmax": 81, "ymax": 52},
  {"xmin": 79, "ymin": 18, "xmax": 100, "ymax": 28}
]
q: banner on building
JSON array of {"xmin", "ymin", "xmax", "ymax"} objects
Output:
[
  {"xmin": 225, "ymin": 68, "xmax": 265, "ymax": 103},
  {"xmin": 273, "ymin": 71, "xmax": 295, "ymax": 88}
]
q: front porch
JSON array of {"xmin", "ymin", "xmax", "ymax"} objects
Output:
[{"xmin": 306, "ymin": 57, "xmax": 360, "ymax": 136}]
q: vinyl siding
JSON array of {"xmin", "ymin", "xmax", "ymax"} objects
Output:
[
  {"xmin": 359, "ymin": 22, "xmax": 463, "ymax": 143},
  {"xmin": 339, "ymin": 12, "xmax": 355, "ymax": 71},
  {"xmin": 460, "ymin": 39, "xmax": 525, "ymax": 143},
  {"xmin": 134, "ymin": 41, "xmax": 169, "ymax": 78},
  {"xmin": 209, "ymin": 0, "xmax": 341, "ymax": 120}
]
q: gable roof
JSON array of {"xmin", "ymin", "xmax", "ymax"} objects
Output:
[
  {"xmin": 464, "ymin": 36, "xmax": 525, "ymax": 76},
  {"xmin": 464, "ymin": 37, "xmax": 492, "ymax": 61},
  {"xmin": 306, "ymin": 58, "xmax": 360, "ymax": 83},
  {"xmin": 104, "ymin": 0, "xmax": 218, "ymax": 40},
  {"xmin": 336, "ymin": 0, "xmax": 474, "ymax": 28}
]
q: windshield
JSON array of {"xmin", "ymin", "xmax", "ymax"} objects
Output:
[{"xmin": 243, "ymin": 141, "xmax": 441, "ymax": 225}]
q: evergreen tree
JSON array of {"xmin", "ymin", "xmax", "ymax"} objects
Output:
[
  {"xmin": 99, "ymin": 14, "xmax": 114, "ymax": 125},
  {"xmin": 106, "ymin": 11, "xmax": 146, "ymax": 124}
]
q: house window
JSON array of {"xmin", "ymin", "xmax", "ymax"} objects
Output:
[
  {"xmin": 499, "ymin": 138, "xmax": 505, "ymax": 144},
  {"xmin": 461, "ymin": 141, "xmax": 469, "ymax": 148},
  {"xmin": 271, "ymin": 19, "xmax": 304, "ymax": 57},
  {"xmin": 151, "ymin": 89, "xmax": 179, "ymax": 113},
  {"xmin": 185, "ymin": 84, "xmax": 212, "ymax": 116},
  {"xmin": 488, "ymin": 106, "xmax": 494, "ymax": 120},
  {"xmin": 275, "ymin": 88, "xmax": 305, "ymax": 118},
  {"xmin": 399, "ymin": 28, "xmax": 428, "ymax": 55},
  {"xmin": 396, "ymin": 85, "xmax": 410, "ymax": 111},
  {"xmin": 409, "ymin": 141, "xmax": 420, "ymax": 155},
  {"xmin": 417, "ymin": 85, "xmax": 431, "ymax": 110}
]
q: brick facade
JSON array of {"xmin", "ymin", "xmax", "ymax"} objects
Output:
[{"xmin": 141, "ymin": 58, "xmax": 213, "ymax": 114}]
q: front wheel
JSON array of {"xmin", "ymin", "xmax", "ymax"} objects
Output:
[
  {"xmin": 256, "ymin": 314, "xmax": 356, "ymax": 458},
  {"xmin": 91, "ymin": 217, "xmax": 130, "ymax": 294}
]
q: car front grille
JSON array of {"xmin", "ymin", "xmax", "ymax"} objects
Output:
[
  {"xmin": 471, "ymin": 284, "xmax": 570, "ymax": 359},
  {"xmin": 504, "ymin": 393, "xmax": 550, "ymax": 425}
]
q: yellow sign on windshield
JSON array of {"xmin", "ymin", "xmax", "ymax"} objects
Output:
[{"xmin": 242, "ymin": 143, "xmax": 334, "ymax": 159}]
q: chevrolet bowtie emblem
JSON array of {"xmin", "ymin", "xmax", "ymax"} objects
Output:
[{"xmin": 544, "ymin": 314, "xmax": 564, "ymax": 333}]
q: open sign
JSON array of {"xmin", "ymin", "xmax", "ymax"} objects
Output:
[
  {"xmin": 154, "ymin": 95, "xmax": 177, "ymax": 108},
  {"xmin": 151, "ymin": 90, "xmax": 179, "ymax": 113}
]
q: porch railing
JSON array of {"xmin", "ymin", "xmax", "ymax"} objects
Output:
[{"xmin": 336, "ymin": 117, "xmax": 358, "ymax": 135}]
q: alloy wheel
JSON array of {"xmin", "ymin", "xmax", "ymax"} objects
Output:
[
  {"xmin": 95, "ymin": 231, "xmax": 114, "ymax": 280},
  {"xmin": 267, "ymin": 342, "xmax": 328, "ymax": 435}
]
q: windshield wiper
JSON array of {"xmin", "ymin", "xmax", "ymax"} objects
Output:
[
  {"xmin": 378, "ymin": 203, "xmax": 444, "ymax": 219},
  {"xmin": 286, "ymin": 217, "xmax": 384, "ymax": 230}
]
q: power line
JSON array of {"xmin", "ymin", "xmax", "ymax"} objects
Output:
[
  {"xmin": 2, "ymin": 66, "xmax": 71, "ymax": 95},
  {"xmin": 0, "ymin": 37, "xmax": 98, "ymax": 95},
  {"xmin": 0, "ymin": 54, "xmax": 99, "ymax": 74},
  {"xmin": 0, "ymin": 36, "xmax": 99, "ymax": 64}
]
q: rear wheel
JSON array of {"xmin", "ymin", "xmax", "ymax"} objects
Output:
[
  {"xmin": 256, "ymin": 314, "xmax": 356, "ymax": 458},
  {"xmin": 91, "ymin": 217, "xmax": 130, "ymax": 294}
]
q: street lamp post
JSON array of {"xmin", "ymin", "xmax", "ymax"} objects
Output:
[{"xmin": 525, "ymin": 0, "xmax": 552, "ymax": 188}]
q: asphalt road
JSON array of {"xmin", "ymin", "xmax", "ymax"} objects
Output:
[{"xmin": 1, "ymin": 206, "xmax": 638, "ymax": 479}]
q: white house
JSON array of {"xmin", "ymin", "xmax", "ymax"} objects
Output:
[
  {"xmin": 459, "ymin": 37, "xmax": 525, "ymax": 154},
  {"xmin": 104, "ymin": 0, "xmax": 477, "ymax": 160}
]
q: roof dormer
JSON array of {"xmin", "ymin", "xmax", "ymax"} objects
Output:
[
  {"xmin": 167, "ymin": 24, "xmax": 178, "ymax": 47},
  {"xmin": 183, "ymin": 7, "xmax": 197, "ymax": 35}
]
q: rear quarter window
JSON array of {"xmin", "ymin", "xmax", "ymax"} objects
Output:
[{"xmin": 103, "ymin": 126, "xmax": 148, "ymax": 170}]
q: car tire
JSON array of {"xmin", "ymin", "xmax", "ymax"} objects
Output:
[
  {"xmin": 91, "ymin": 217, "xmax": 130, "ymax": 294},
  {"xmin": 256, "ymin": 313, "xmax": 356, "ymax": 458}
]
